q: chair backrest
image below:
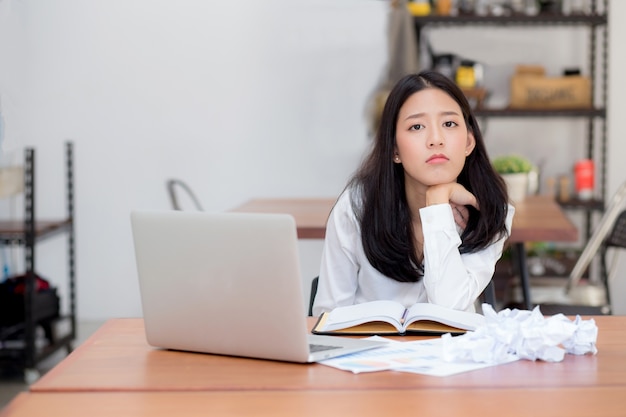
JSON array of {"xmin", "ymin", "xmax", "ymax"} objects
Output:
[
  {"xmin": 567, "ymin": 181, "xmax": 626, "ymax": 291},
  {"xmin": 308, "ymin": 276, "xmax": 318, "ymax": 317},
  {"xmin": 166, "ymin": 179, "xmax": 204, "ymax": 211},
  {"xmin": 604, "ymin": 210, "xmax": 626, "ymax": 249}
]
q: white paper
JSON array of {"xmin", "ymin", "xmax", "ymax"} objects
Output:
[
  {"xmin": 442, "ymin": 304, "xmax": 598, "ymax": 364},
  {"xmin": 318, "ymin": 336, "xmax": 518, "ymax": 376}
]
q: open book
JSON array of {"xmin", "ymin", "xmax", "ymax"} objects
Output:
[{"xmin": 312, "ymin": 300, "xmax": 486, "ymax": 336}]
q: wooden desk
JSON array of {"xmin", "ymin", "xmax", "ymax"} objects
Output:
[
  {"xmin": 231, "ymin": 195, "xmax": 577, "ymax": 243},
  {"xmin": 232, "ymin": 195, "xmax": 578, "ymax": 309},
  {"xmin": 4, "ymin": 387, "xmax": 626, "ymax": 417},
  {"xmin": 30, "ymin": 317, "xmax": 626, "ymax": 393},
  {"xmin": 231, "ymin": 197, "xmax": 334, "ymax": 239}
]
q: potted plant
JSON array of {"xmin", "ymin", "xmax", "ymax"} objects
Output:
[{"xmin": 492, "ymin": 154, "xmax": 534, "ymax": 203}]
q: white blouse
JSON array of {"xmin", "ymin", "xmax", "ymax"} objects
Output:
[{"xmin": 312, "ymin": 189, "xmax": 515, "ymax": 316}]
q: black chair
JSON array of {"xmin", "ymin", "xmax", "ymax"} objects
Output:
[
  {"xmin": 599, "ymin": 210, "xmax": 626, "ymax": 307},
  {"xmin": 308, "ymin": 276, "xmax": 319, "ymax": 317},
  {"xmin": 166, "ymin": 179, "xmax": 204, "ymax": 211},
  {"xmin": 481, "ymin": 280, "xmax": 497, "ymax": 308}
]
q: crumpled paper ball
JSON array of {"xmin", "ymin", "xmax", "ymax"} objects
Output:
[{"xmin": 442, "ymin": 304, "xmax": 598, "ymax": 364}]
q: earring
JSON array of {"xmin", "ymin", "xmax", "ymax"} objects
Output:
[{"xmin": 394, "ymin": 156, "xmax": 400, "ymax": 162}]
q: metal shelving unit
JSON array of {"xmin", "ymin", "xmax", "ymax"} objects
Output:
[
  {"xmin": 413, "ymin": 2, "xmax": 609, "ymax": 241},
  {"xmin": 0, "ymin": 142, "xmax": 76, "ymax": 383}
]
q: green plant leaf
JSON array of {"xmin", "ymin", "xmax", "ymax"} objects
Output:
[{"xmin": 492, "ymin": 154, "xmax": 533, "ymax": 174}]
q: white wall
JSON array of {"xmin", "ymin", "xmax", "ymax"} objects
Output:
[
  {"xmin": 0, "ymin": 0, "xmax": 624, "ymax": 320},
  {"xmin": 0, "ymin": 0, "xmax": 387, "ymax": 319}
]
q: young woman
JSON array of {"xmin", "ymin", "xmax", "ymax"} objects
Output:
[{"xmin": 312, "ymin": 71, "xmax": 514, "ymax": 316}]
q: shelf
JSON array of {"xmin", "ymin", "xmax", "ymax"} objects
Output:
[
  {"xmin": 0, "ymin": 219, "xmax": 73, "ymax": 244},
  {"xmin": 0, "ymin": 316, "xmax": 73, "ymax": 363},
  {"xmin": 558, "ymin": 197, "xmax": 605, "ymax": 211},
  {"xmin": 413, "ymin": 12, "xmax": 607, "ymax": 26},
  {"xmin": 412, "ymin": 5, "xmax": 609, "ymax": 217},
  {"xmin": 0, "ymin": 142, "xmax": 76, "ymax": 382}
]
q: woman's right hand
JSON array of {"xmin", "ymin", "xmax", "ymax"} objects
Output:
[
  {"xmin": 426, "ymin": 182, "xmax": 479, "ymax": 210},
  {"xmin": 426, "ymin": 183, "xmax": 478, "ymax": 230}
]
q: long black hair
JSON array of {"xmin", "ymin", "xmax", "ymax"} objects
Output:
[{"xmin": 347, "ymin": 71, "xmax": 509, "ymax": 283}]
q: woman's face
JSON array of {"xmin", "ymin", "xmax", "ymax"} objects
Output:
[{"xmin": 394, "ymin": 88, "xmax": 475, "ymax": 191}]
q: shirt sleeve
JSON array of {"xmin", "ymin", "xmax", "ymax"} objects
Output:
[
  {"xmin": 312, "ymin": 192, "xmax": 360, "ymax": 316},
  {"xmin": 420, "ymin": 203, "xmax": 515, "ymax": 311}
]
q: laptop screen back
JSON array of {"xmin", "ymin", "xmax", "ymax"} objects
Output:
[{"xmin": 131, "ymin": 210, "xmax": 313, "ymax": 362}]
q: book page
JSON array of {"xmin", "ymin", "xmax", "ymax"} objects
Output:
[
  {"xmin": 404, "ymin": 303, "xmax": 486, "ymax": 331},
  {"xmin": 320, "ymin": 300, "xmax": 407, "ymax": 332},
  {"xmin": 321, "ymin": 321, "xmax": 404, "ymax": 335},
  {"xmin": 404, "ymin": 320, "xmax": 466, "ymax": 335}
]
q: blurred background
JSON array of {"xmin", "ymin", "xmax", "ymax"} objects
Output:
[{"xmin": 0, "ymin": 0, "xmax": 623, "ymax": 325}]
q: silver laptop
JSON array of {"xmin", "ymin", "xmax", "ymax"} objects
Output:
[{"xmin": 130, "ymin": 210, "xmax": 385, "ymax": 363}]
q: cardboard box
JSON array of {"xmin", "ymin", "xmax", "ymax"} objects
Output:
[{"xmin": 510, "ymin": 67, "xmax": 591, "ymax": 109}]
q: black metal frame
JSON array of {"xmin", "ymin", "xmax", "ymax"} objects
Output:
[
  {"xmin": 414, "ymin": 3, "xmax": 609, "ymax": 214},
  {"xmin": 0, "ymin": 142, "xmax": 76, "ymax": 378}
]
